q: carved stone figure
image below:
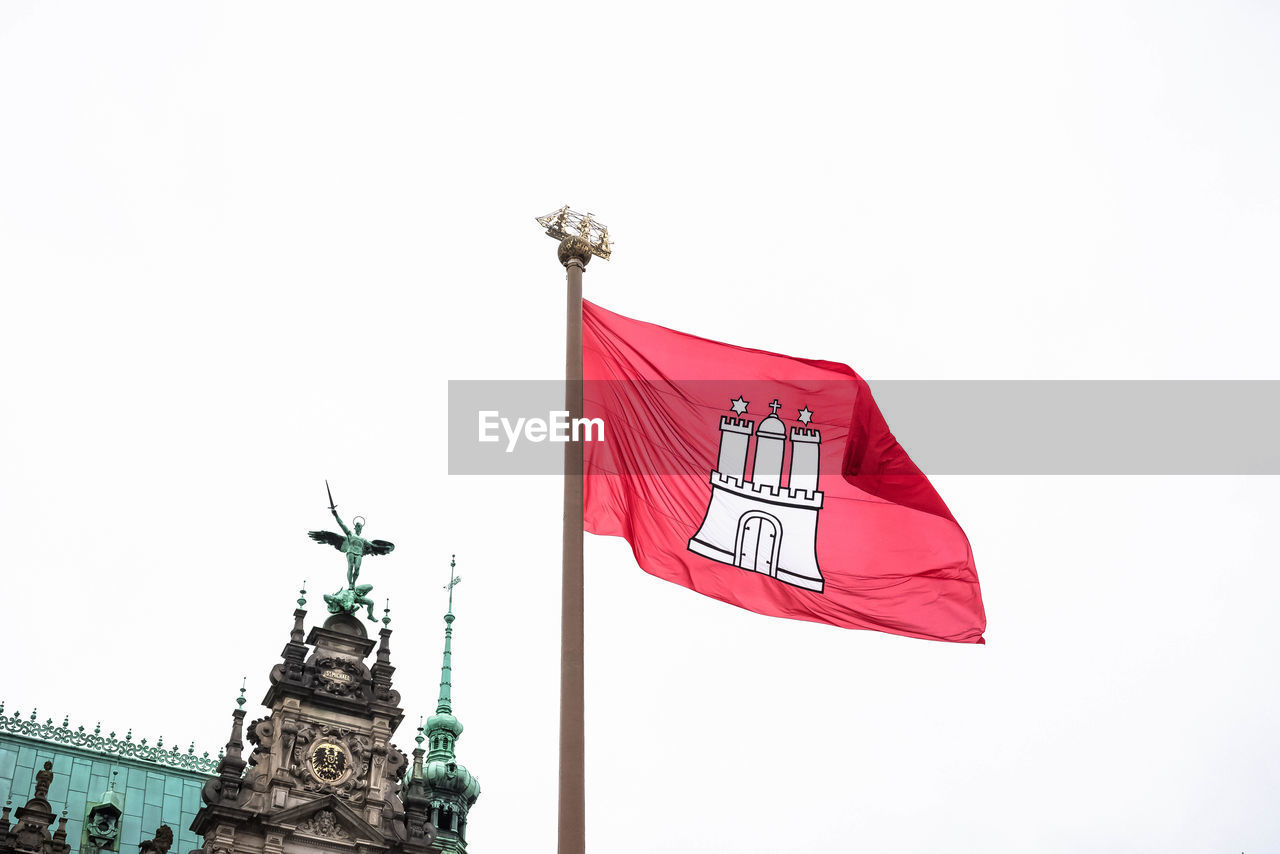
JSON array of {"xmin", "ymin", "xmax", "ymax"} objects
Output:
[
  {"xmin": 288, "ymin": 724, "xmax": 316, "ymax": 774},
  {"xmin": 33, "ymin": 762, "xmax": 53, "ymax": 799},
  {"xmin": 138, "ymin": 826, "xmax": 173, "ymax": 854},
  {"xmin": 321, "ymin": 585, "xmax": 376, "ymax": 621},
  {"xmin": 297, "ymin": 811, "xmax": 347, "ymax": 840}
]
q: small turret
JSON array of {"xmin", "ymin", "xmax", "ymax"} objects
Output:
[
  {"xmin": 201, "ymin": 684, "xmax": 247, "ymax": 808},
  {"xmin": 276, "ymin": 582, "xmax": 309, "ymax": 684},
  {"xmin": 371, "ymin": 600, "xmax": 396, "ymax": 702},
  {"xmin": 751, "ymin": 400, "xmax": 787, "ymax": 487},
  {"xmin": 400, "ymin": 723, "xmax": 436, "ymax": 848},
  {"xmin": 715, "ymin": 396, "xmax": 755, "ymax": 480},
  {"xmin": 81, "ymin": 772, "xmax": 124, "ymax": 854},
  {"xmin": 789, "ymin": 406, "xmax": 821, "ymax": 493}
]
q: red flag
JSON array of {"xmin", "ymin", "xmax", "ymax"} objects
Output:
[{"xmin": 582, "ymin": 301, "xmax": 986, "ymax": 644}]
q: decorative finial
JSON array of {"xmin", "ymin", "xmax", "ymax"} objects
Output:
[
  {"xmin": 236, "ymin": 677, "xmax": 246, "ymax": 708},
  {"xmin": 769, "ymin": 399, "xmax": 782, "ymax": 415},
  {"xmin": 537, "ymin": 206, "xmax": 613, "ymax": 264},
  {"xmin": 109, "ymin": 770, "xmax": 117, "ymax": 791},
  {"xmin": 298, "ymin": 580, "xmax": 307, "ymax": 607},
  {"xmin": 415, "ymin": 718, "xmax": 425, "ymax": 746},
  {"xmin": 382, "ymin": 598, "xmax": 391, "ymax": 627},
  {"xmin": 445, "ymin": 555, "xmax": 461, "ymax": 617}
]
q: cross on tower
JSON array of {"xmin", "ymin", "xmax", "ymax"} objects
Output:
[{"xmin": 769, "ymin": 399, "xmax": 782, "ymax": 415}]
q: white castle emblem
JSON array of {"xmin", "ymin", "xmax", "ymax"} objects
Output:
[{"xmin": 688, "ymin": 396, "xmax": 825, "ymax": 593}]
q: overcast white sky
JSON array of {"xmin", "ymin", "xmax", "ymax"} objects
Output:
[{"xmin": 1, "ymin": 2, "xmax": 1277, "ymax": 852}]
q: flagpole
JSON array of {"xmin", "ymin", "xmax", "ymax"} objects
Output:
[
  {"xmin": 559, "ymin": 241, "xmax": 586, "ymax": 854},
  {"xmin": 536, "ymin": 206, "xmax": 610, "ymax": 854}
]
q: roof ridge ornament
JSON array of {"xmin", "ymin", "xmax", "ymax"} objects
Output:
[{"xmin": 0, "ymin": 702, "xmax": 216, "ymax": 773}]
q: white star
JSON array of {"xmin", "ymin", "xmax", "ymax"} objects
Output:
[
  {"xmin": 730, "ymin": 396, "xmax": 749, "ymax": 415},
  {"xmin": 798, "ymin": 406, "xmax": 814, "ymax": 425}
]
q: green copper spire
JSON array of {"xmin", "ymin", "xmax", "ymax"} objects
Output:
[
  {"xmin": 419, "ymin": 555, "xmax": 480, "ymax": 850},
  {"xmin": 437, "ymin": 556, "xmax": 460, "ymax": 716}
]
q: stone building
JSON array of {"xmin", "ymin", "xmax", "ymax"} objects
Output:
[
  {"xmin": 2, "ymin": 578, "xmax": 481, "ymax": 854},
  {"xmin": 192, "ymin": 579, "xmax": 480, "ymax": 854},
  {"xmin": 0, "ymin": 710, "xmax": 215, "ymax": 854},
  {"xmin": 1, "ymin": 758, "xmax": 178, "ymax": 854}
]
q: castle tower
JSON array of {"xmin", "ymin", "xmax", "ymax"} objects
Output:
[
  {"xmin": 789, "ymin": 423, "xmax": 820, "ymax": 494},
  {"xmin": 417, "ymin": 560, "xmax": 480, "ymax": 854},
  {"xmin": 750, "ymin": 401, "xmax": 787, "ymax": 487},
  {"xmin": 190, "ymin": 584, "xmax": 437, "ymax": 854},
  {"xmin": 715, "ymin": 411, "xmax": 754, "ymax": 481}
]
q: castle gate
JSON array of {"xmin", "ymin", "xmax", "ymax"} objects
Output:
[{"xmin": 735, "ymin": 511, "xmax": 782, "ymax": 576}]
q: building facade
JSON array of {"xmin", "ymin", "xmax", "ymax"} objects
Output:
[
  {"xmin": 0, "ymin": 710, "xmax": 215, "ymax": 854},
  {"xmin": 2, "ymin": 573, "xmax": 480, "ymax": 854},
  {"xmin": 191, "ymin": 576, "xmax": 479, "ymax": 854}
]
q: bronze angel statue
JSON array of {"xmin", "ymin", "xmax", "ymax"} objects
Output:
[{"xmin": 308, "ymin": 482, "xmax": 395, "ymax": 619}]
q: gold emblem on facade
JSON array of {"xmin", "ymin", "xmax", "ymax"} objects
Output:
[{"xmin": 308, "ymin": 742, "xmax": 351, "ymax": 784}]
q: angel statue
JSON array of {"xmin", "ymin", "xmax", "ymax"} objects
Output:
[{"xmin": 308, "ymin": 482, "xmax": 395, "ymax": 620}]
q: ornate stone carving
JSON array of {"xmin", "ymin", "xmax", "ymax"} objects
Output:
[
  {"xmin": 296, "ymin": 811, "xmax": 348, "ymax": 840},
  {"xmin": 246, "ymin": 718, "xmax": 275, "ymax": 749},
  {"xmin": 14, "ymin": 820, "xmax": 44, "ymax": 852},
  {"xmin": 288, "ymin": 725, "xmax": 372, "ymax": 803},
  {"xmin": 315, "ymin": 658, "xmax": 362, "ymax": 696},
  {"xmin": 138, "ymin": 826, "xmax": 173, "ymax": 854}
]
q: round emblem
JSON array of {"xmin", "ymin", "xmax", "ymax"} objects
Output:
[{"xmin": 309, "ymin": 742, "xmax": 351, "ymax": 784}]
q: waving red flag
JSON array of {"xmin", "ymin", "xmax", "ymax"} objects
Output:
[{"xmin": 582, "ymin": 300, "xmax": 986, "ymax": 644}]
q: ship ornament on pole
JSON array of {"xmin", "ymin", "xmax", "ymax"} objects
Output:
[
  {"xmin": 537, "ymin": 205, "xmax": 613, "ymax": 263},
  {"xmin": 306, "ymin": 480, "xmax": 396, "ymax": 621}
]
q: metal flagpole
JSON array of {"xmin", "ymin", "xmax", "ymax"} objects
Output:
[{"xmin": 535, "ymin": 206, "xmax": 612, "ymax": 854}]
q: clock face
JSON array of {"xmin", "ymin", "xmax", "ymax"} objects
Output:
[{"xmin": 309, "ymin": 742, "xmax": 350, "ymax": 784}]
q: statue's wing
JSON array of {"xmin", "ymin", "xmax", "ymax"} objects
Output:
[
  {"xmin": 367, "ymin": 539, "xmax": 395, "ymax": 556},
  {"xmin": 307, "ymin": 530, "xmax": 345, "ymax": 551}
]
